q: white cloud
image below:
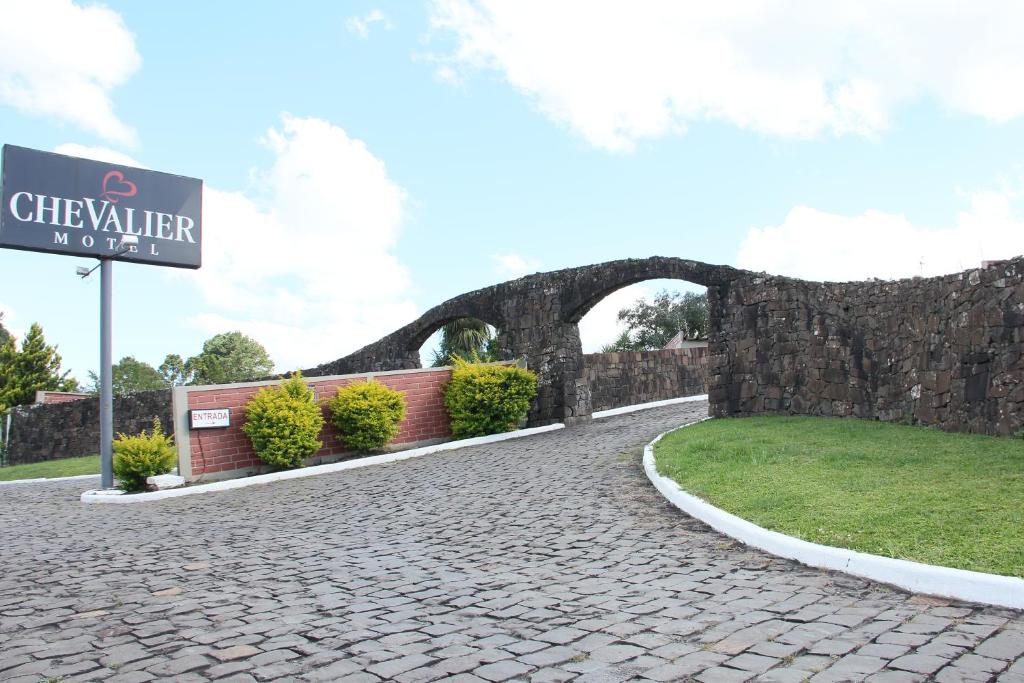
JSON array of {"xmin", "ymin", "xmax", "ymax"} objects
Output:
[
  {"xmin": 736, "ymin": 186, "xmax": 1024, "ymax": 281},
  {"xmin": 183, "ymin": 115, "xmax": 416, "ymax": 371},
  {"xmin": 429, "ymin": 1, "xmax": 1024, "ymax": 151},
  {"xmin": 346, "ymin": 9, "xmax": 393, "ymax": 39},
  {"xmin": 0, "ymin": 0, "xmax": 139, "ymax": 145},
  {"xmin": 53, "ymin": 143, "xmax": 143, "ymax": 168},
  {"xmin": 492, "ymin": 252, "xmax": 541, "ymax": 278}
]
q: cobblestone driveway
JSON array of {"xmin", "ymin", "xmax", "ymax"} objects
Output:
[{"xmin": 1, "ymin": 402, "xmax": 1022, "ymax": 682}]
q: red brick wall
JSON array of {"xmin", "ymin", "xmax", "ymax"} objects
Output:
[{"xmin": 186, "ymin": 369, "xmax": 452, "ymax": 478}]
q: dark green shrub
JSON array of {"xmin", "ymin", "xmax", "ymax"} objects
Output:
[
  {"xmin": 112, "ymin": 417, "xmax": 176, "ymax": 492},
  {"xmin": 326, "ymin": 380, "xmax": 406, "ymax": 450},
  {"xmin": 444, "ymin": 359, "xmax": 538, "ymax": 438},
  {"xmin": 242, "ymin": 373, "xmax": 324, "ymax": 469}
]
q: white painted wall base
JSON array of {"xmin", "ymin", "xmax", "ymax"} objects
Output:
[
  {"xmin": 0, "ymin": 473, "xmax": 99, "ymax": 486},
  {"xmin": 643, "ymin": 421, "xmax": 1024, "ymax": 611},
  {"xmin": 592, "ymin": 394, "xmax": 708, "ymax": 419}
]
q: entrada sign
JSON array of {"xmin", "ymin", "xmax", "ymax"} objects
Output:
[
  {"xmin": 0, "ymin": 144, "xmax": 202, "ymax": 268},
  {"xmin": 190, "ymin": 408, "xmax": 230, "ymax": 429}
]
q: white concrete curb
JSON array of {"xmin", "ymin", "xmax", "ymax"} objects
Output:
[
  {"xmin": 592, "ymin": 394, "xmax": 708, "ymax": 419},
  {"xmin": 643, "ymin": 422, "xmax": 1024, "ymax": 611},
  {"xmin": 0, "ymin": 473, "xmax": 99, "ymax": 486},
  {"xmin": 81, "ymin": 423, "xmax": 565, "ymax": 504}
]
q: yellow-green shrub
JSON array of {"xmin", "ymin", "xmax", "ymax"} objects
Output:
[
  {"xmin": 444, "ymin": 359, "xmax": 537, "ymax": 438},
  {"xmin": 327, "ymin": 380, "xmax": 406, "ymax": 450},
  {"xmin": 242, "ymin": 373, "xmax": 324, "ymax": 469},
  {"xmin": 112, "ymin": 417, "xmax": 176, "ymax": 492}
]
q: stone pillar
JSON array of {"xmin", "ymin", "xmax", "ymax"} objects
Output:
[{"xmin": 497, "ymin": 290, "xmax": 592, "ymax": 426}]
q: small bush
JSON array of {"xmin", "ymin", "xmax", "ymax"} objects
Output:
[
  {"xmin": 242, "ymin": 372, "xmax": 324, "ymax": 469},
  {"xmin": 113, "ymin": 417, "xmax": 176, "ymax": 492},
  {"xmin": 327, "ymin": 380, "xmax": 406, "ymax": 450},
  {"xmin": 444, "ymin": 359, "xmax": 538, "ymax": 438}
]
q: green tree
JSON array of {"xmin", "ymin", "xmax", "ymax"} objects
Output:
[
  {"xmin": 183, "ymin": 332, "xmax": 274, "ymax": 385},
  {"xmin": 0, "ymin": 323, "xmax": 79, "ymax": 413},
  {"xmin": 158, "ymin": 353, "xmax": 188, "ymax": 386},
  {"xmin": 88, "ymin": 356, "xmax": 169, "ymax": 396},
  {"xmin": 429, "ymin": 318, "xmax": 498, "ymax": 367},
  {"xmin": 604, "ymin": 290, "xmax": 709, "ymax": 351}
]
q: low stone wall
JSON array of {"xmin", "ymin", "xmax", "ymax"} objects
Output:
[
  {"xmin": 583, "ymin": 347, "xmax": 708, "ymax": 412},
  {"xmin": 710, "ymin": 259, "xmax": 1024, "ymax": 435},
  {"xmin": 5, "ymin": 390, "xmax": 172, "ymax": 465},
  {"xmin": 175, "ymin": 367, "xmax": 455, "ymax": 482}
]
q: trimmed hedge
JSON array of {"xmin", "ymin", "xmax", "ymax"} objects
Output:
[
  {"xmin": 112, "ymin": 417, "xmax": 176, "ymax": 492},
  {"xmin": 242, "ymin": 373, "xmax": 324, "ymax": 469},
  {"xmin": 444, "ymin": 359, "xmax": 537, "ymax": 438},
  {"xmin": 326, "ymin": 380, "xmax": 406, "ymax": 450}
]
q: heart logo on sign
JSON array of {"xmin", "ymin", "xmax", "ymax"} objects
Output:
[{"xmin": 100, "ymin": 170, "xmax": 138, "ymax": 204}]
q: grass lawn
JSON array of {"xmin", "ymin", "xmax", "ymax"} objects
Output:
[
  {"xmin": 0, "ymin": 454, "xmax": 100, "ymax": 482},
  {"xmin": 654, "ymin": 416, "xmax": 1024, "ymax": 578}
]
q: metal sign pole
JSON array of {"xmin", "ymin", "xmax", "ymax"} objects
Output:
[{"xmin": 100, "ymin": 258, "xmax": 114, "ymax": 489}]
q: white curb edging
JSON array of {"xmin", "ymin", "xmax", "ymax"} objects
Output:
[
  {"xmin": 592, "ymin": 394, "xmax": 708, "ymax": 419},
  {"xmin": 0, "ymin": 473, "xmax": 99, "ymax": 486},
  {"xmin": 643, "ymin": 422, "xmax": 1024, "ymax": 610},
  {"xmin": 81, "ymin": 423, "xmax": 565, "ymax": 504}
]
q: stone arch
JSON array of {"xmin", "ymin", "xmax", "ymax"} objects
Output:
[
  {"xmin": 404, "ymin": 311, "xmax": 504, "ymax": 357},
  {"xmin": 559, "ymin": 257, "xmax": 731, "ymax": 324}
]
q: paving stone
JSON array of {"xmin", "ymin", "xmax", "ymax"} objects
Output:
[
  {"xmin": 857, "ymin": 643, "xmax": 910, "ymax": 659},
  {"xmin": 249, "ymin": 648, "xmax": 300, "ymax": 666},
  {"xmin": 106, "ymin": 672, "xmax": 158, "ymax": 683},
  {"xmin": 367, "ymin": 654, "xmax": 435, "ymax": 679},
  {"xmin": 977, "ymin": 632, "xmax": 1024, "ymax": 661},
  {"xmin": 537, "ymin": 627, "xmax": 589, "ymax": 645},
  {"xmin": 517, "ymin": 646, "xmax": 579, "ymax": 667},
  {"xmin": 212, "ymin": 644, "xmax": 261, "ymax": 662},
  {"xmin": 889, "ymin": 653, "xmax": 949, "ymax": 675},
  {"xmin": 144, "ymin": 654, "xmax": 213, "ymax": 676},
  {"xmin": 589, "ymin": 644, "xmax": 645, "ymax": 663},
  {"xmin": 473, "ymin": 659, "xmax": 534, "ymax": 681},
  {"xmin": 696, "ymin": 665, "xmax": 755, "ymax": 682},
  {"xmin": 864, "ymin": 672, "xmax": 926, "ymax": 683},
  {"xmin": 529, "ymin": 667, "xmax": 577, "ymax": 683},
  {"xmin": 206, "ymin": 661, "xmax": 256, "ymax": 678},
  {"xmin": 726, "ymin": 652, "xmax": 779, "ymax": 673}
]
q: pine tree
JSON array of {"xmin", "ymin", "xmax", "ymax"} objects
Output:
[{"xmin": 0, "ymin": 323, "xmax": 79, "ymax": 412}]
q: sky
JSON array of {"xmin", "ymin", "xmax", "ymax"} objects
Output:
[{"xmin": 2, "ymin": 0, "xmax": 1024, "ymax": 384}]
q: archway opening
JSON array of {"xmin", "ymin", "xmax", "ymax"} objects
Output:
[
  {"xmin": 417, "ymin": 317, "xmax": 504, "ymax": 367},
  {"xmin": 575, "ymin": 278, "xmax": 709, "ymax": 413},
  {"xmin": 577, "ymin": 278, "xmax": 708, "ymax": 352}
]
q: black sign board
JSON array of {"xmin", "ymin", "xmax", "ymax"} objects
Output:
[{"xmin": 0, "ymin": 144, "xmax": 202, "ymax": 268}]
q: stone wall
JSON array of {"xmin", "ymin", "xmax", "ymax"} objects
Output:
[
  {"xmin": 584, "ymin": 347, "xmax": 708, "ymax": 412},
  {"xmin": 5, "ymin": 390, "xmax": 172, "ymax": 465},
  {"xmin": 710, "ymin": 259, "xmax": 1024, "ymax": 435},
  {"xmin": 318, "ymin": 255, "xmax": 1024, "ymax": 436}
]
